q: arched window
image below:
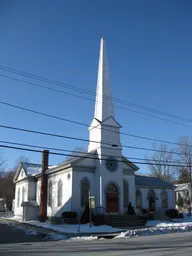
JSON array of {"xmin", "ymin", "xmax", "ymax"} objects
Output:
[
  {"xmin": 147, "ymin": 189, "xmax": 156, "ymax": 211},
  {"xmin": 48, "ymin": 181, "xmax": 52, "ymax": 206},
  {"xmin": 123, "ymin": 180, "xmax": 129, "ymax": 207},
  {"xmin": 80, "ymin": 178, "xmax": 90, "ymax": 207},
  {"xmin": 57, "ymin": 179, "xmax": 63, "ymax": 206},
  {"xmin": 17, "ymin": 188, "xmax": 20, "ymax": 207},
  {"xmin": 161, "ymin": 189, "xmax": 168, "ymax": 208},
  {"xmin": 22, "ymin": 187, "xmax": 25, "ymax": 202},
  {"xmin": 148, "ymin": 189, "xmax": 156, "ymax": 199},
  {"xmin": 136, "ymin": 189, "xmax": 142, "ymax": 208}
]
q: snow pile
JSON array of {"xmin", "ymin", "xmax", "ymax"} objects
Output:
[
  {"xmin": 115, "ymin": 225, "xmax": 192, "ymax": 239},
  {"xmin": 25, "ymin": 221, "xmax": 122, "ymax": 234},
  {"xmin": 147, "ymin": 220, "xmax": 192, "ymax": 228},
  {"xmin": 9, "ymin": 215, "xmax": 23, "ymax": 221},
  {"xmin": 115, "ymin": 216, "xmax": 192, "ymax": 239},
  {"xmin": 71, "ymin": 236, "xmax": 98, "ymax": 241},
  {"xmin": 47, "ymin": 233, "xmax": 66, "ymax": 241}
]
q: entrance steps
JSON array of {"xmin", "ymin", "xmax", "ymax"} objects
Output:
[{"xmin": 110, "ymin": 214, "xmax": 146, "ymax": 228}]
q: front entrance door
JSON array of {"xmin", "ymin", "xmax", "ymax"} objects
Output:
[{"xmin": 106, "ymin": 183, "xmax": 119, "ymax": 213}]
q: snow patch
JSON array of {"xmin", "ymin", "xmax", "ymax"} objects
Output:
[
  {"xmin": 115, "ymin": 225, "xmax": 192, "ymax": 239},
  {"xmin": 71, "ymin": 236, "xmax": 98, "ymax": 241},
  {"xmin": 24, "ymin": 221, "xmax": 122, "ymax": 234},
  {"xmin": 47, "ymin": 233, "xmax": 66, "ymax": 241}
]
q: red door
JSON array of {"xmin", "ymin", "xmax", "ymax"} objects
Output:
[{"xmin": 106, "ymin": 193, "xmax": 119, "ymax": 213}]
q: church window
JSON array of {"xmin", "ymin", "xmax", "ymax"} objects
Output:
[
  {"xmin": 80, "ymin": 178, "xmax": 90, "ymax": 207},
  {"xmin": 22, "ymin": 187, "xmax": 25, "ymax": 202},
  {"xmin": 161, "ymin": 189, "xmax": 168, "ymax": 208},
  {"xmin": 57, "ymin": 180, "xmax": 63, "ymax": 206},
  {"xmin": 48, "ymin": 181, "xmax": 52, "ymax": 207},
  {"xmin": 17, "ymin": 188, "xmax": 20, "ymax": 207},
  {"xmin": 123, "ymin": 180, "xmax": 129, "ymax": 207},
  {"xmin": 136, "ymin": 189, "xmax": 142, "ymax": 208}
]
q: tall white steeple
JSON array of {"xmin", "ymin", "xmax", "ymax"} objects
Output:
[
  {"xmin": 94, "ymin": 37, "xmax": 115, "ymax": 121},
  {"xmin": 88, "ymin": 38, "xmax": 121, "ymax": 153}
]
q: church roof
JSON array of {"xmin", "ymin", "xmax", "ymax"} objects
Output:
[
  {"xmin": 135, "ymin": 175, "xmax": 174, "ymax": 189},
  {"xmin": 45, "ymin": 150, "xmax": 97, "ymax": 175},
  {"xmin": 22, "ymin": 162, "xmax": 42, "ymax": 176},
  {"xmin": 13, "ymin": 162, "xmax": 57, "ymax": 182},
  {"xmin": 122, "ymin": 156, "xmax": 139, "ymax": 171}
]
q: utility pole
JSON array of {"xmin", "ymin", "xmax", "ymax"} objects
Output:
[{"xmin": 40, "ymin": 150, "xmax": 49, "ymax": 222}]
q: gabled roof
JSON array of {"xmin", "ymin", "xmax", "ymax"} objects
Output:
[
  {"xmin": 135, "ymin": 175, "xmax": 174, "ymax": 189},
  {"xmin": 122, "ymin": 156, "xmax": 139, "ymax": 171},
  {"xmin": 13, "ymin": 162, "xmax": 57, "ymax": 182},
  {"xmin": 101, "ymin": 116, "xmax": 122, "ymax": 128},
  {"xmin": 22, "ymin": 162, "xmax": 42, "ymax": 176},
  {"xmin": 45, "ymin": 150, "xmax": 97, "ymax": 175}
]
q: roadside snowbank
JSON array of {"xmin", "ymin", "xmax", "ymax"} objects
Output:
[{"xmin": 114, "ymin": 216, "xmax": 192, "ymax": 239}]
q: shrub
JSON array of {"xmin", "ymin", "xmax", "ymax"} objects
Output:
[
  {"xmin": 61, "ymin": 211, "xmax": 77, "ymax": 219},
  {"xmin": 165, "ymin": 209, "xmax": 179, "ymax": 219}
]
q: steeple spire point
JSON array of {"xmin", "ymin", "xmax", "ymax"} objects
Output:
[{"xmin": 94, "ymin": 38, "xmax": 114, "ymax": 122}]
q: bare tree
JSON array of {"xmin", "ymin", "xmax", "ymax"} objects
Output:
[
  {"xmin": 0, "ymin": 152, "xmax": 6, "ymax": 173},
  {"xmin": 176, "ymin": 137, "xmax": 192, "ymax": 212},
  {"xmin": 176, "ymin": 137, "xmax": 192, "ymax": 184},
  {"xmin": 0, "ymin": 155, "xmax": 28, "ymax": 210},
  {"xmin": 146, "ymin": 143, "xmax": 175, "ymax": 182},
  {"xmin": 0, "ymin": 171, "xmax": 15, "ymax": 210}
]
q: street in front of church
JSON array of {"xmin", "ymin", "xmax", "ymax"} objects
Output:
[{"xmin": 0, "ymin": 224, "xmax": 192, "ymax": 256}]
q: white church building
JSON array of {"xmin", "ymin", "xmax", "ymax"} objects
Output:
[{"xmin": 13, "ymin": 38, "xmax": 175, "ymax": 221}]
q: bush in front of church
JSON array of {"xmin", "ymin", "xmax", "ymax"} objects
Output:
[
  {"xmin": 165, "ymin": 209, "xmax": 179, "ymax": 219},
  {"xmin": 127, "ymin": 202, "xmax": 136, "ymax": 215}
]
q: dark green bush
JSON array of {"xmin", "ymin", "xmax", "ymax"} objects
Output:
[
  {"xmin": 62, "ymin": 211, "xmax": 77, "ymax": 219},
  {"xmin": 165, "ymin": 209, "xmax": 179, "ymax": 218}
]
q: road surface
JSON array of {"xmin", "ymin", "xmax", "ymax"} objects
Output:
[{"xmin": 0, "ymin": 229, "xmax": 192, "ymax": 256}]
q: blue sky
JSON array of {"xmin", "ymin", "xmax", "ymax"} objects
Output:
[{"xmin": 0, "ymin": 0, "xmax": 192, "ymax": 172}]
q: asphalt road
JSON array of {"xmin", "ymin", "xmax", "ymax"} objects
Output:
[{"xmin": 0, "ymin": 231, "xmax": 192, "ymax": 256}]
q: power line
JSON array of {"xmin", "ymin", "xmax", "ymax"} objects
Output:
[
  {"xmin": 1, "ymin": 64, "xmax": 191, "ymax": 123},
  {"xmin": 0, "ymin": 143, "xmax": 190, "ymax": 168},
  {"xmin": 0, "ymin": 99, "xmax": 190, "ymax": 149},
  {"xmin": 0, "ymin": 123, "xmax": 188, "ymax": 156},
  {"xmin": 0, "ymin": 139, "xmax": 186, "ymax": 165},
  {"xmin": 1, "ymin": 73, "xmax": 190, "ymax": 128},
  {"xmin": 0, "ymin": 68, "xmax": 192, "ymax": 127}
]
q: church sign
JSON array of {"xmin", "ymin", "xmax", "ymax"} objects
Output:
[{"xmin": 89, "ymin": 196, "xmax": 95, "ymax": 209}]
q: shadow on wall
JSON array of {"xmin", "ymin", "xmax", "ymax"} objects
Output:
[{"xmin": 52, "ymin": 197, "xmax": 72, "ymax": 217}]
